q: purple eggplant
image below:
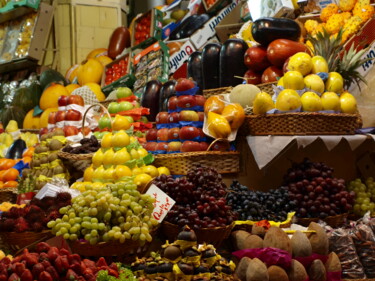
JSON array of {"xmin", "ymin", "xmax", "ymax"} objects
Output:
[
  {"xmin": 141, "ymin": 80, "xmax": 162, "ymax": 122},
  {"xmin": 187, "ymin": 51, "xmax": 203, "ymax": 91},
  {"xmin": 159, "ymin": 80, "xmax": 177, "ymax": 112},
  {"xmin": 201, "ymin": 43, "xmax": 221, "ymax": 89}
]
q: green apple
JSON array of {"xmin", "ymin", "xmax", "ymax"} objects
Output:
[
  {"xmin": 140, "ymin": 116, "xmax": 148, "ymax": 123},
  {"xmin": 108, "ymin": 102, "xmax": 120, "ymax": 114},
  {"xmin": 118, "ymin": 101, "xmax": 134, "ymax": 112},
  {"xmin": 116, "ymin": 87, "xmax": 133, "ymax": 99},
  {"xmin": 93, "ymin": 131, "xmax": 104, "ymax": 139},
  {"xmin": 98, "ymin": 116, "xmax": 112, "ymax": 129},
  {"xmin": 124, "ymin": 116, "xmax": 134, "ymax": 123}
]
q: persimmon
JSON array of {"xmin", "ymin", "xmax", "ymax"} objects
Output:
[
  {"xmin": 22, "ymin": 156, "xmax": 32, "ymax": 164},
  {"xmin": 3, "ymin": 168, "xmax": 19, "ymax": 182},
  {"xmin": 3, "ymin": 181, "xmax": 18, "ymax": 188},
  {"xmin": 2, "ymin": 159, "xmax": 16, "ymax": 170},
  {"xmin": 22, "ymin": 147, "xmax": 35, "ymax": 158}
]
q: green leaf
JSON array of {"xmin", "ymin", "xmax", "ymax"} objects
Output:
[
  {"xmin": 33, "ymin": 105, "xmax": 43, "ymax": 116},
  {"xmin": 125, "ymin": 159, "xmax": 137, "ymax": 169},
  {"xmin": 143, "ymin": 153, "xmax": 154, "ymax": 165}
]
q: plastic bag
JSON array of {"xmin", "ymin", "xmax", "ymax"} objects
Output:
[{"xmin": 328, "ymin": 227, "xmax": 366, "ymax": 279}]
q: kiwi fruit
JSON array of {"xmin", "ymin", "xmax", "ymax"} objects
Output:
[
  {"xmin": 32, "ymin": 159, "xmax": 41, "ymax": 167},
  {"xmin": 40, "ymin": 156, "xmax": 48, "ymax": 165},
  {"xmin": 40, "ymin": 168, "xmax": 49, "ymax": 176},
  {"xmin": 49, "ymin": 139, "xmax": 63, "ymax": 151},
  {"xmin": 53, "ymin": 166, "xmax": 64, "ymax": 175},
  {"xmin": 22, "ymin": 168, "xmax": 31, "ymax": 177},
  {"xmin": 46, "ymin": 169, "xmax": 54, "ymax": 178},
  {"xmin": 40, "ymin": 134, "xmax": 49, "ymax": 142},
  {"xmin": 40, "ymin": 146, "xmax": 49, "ymax": 153},
  {"xmin": 34, "ymin": 146, "xmax": 44, "ymax": 154},
  {"xmin": 52, "ymin": 128, "xmax": 65, "ymax": 136},
  {"xmin": 46, "ymin": 132, "xmax": 54, "ymax": 139},
  {"xmin": 34, "ymin": 170, "xmax": 42, "ymax": 177},
  {"xmin": 48, "ymin": 152, "xmax": 58, "ymax": 162}
]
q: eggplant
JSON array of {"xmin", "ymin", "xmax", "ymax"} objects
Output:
[
  {"xmin": 141, "ymin": 80, "xmax": 162, "ymax": 122},
  {"xmin": 169, "ymin": 14, "xmax": 210, "ymax": 40},
  {"xmin": 201, "ymin": 43, "xmax": 221, "ymax": 89},
  {"xmin": 159, "ymin": 80, "xmax": 177, "ymax": 112},
  {"xmin": 219, "ymin": 39, "xmax": 248, "ymax": 87},
  {"xmin": 252, "ymin": 18, "xmax": 301, "ymax": 46},
  {"xmin": 6, "ymin": 139, "xmax": 26, "ymax": 159},
  {"xmin": 108, "ymin": 26, "xmax": 130, "ymax": 59},
  {"xmin": 187, "ymin": 51, "xmax": 203, "ymax": 91}
]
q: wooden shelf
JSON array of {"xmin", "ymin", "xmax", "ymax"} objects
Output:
[
  {"xmin": 0, "ymin": 6, "xmax": 36, "ymax": 24},
  {"xmin": 0, "ymin": 57, "xmax": 38, "ymax": 74}
]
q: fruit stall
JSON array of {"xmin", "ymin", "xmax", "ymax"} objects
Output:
[{"xmin": 1, "ymin": 0, "xmax": 375, "ymax": 280}]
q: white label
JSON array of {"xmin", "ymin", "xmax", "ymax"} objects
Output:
[
  {"xmin": 35, "ymin": 183, "xmax": 81, "ymax": 199},
  {"xmin": 146, "ymin": 184, "xmax": 176, "ymax": 223},
  {"xmin": 169, "ymin": 40, "xmax": 196, "ymax": 73}
]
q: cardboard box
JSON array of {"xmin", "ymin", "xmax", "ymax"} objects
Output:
[
  {"xmin": 190, "ymin": 0, "xmax": 240, "ymax": 49},
  {"xmin": 131, "ymin": 8, "xmax": 163, "ymax": 49},
  {"xmin": 168, "ymin": 39, "xmax": 197, "ymax": 74},
  {"xmin": 215, "ymin": 2, "xmax": 244, "ymax": 43},
  {"xmin": 202, "ymin": 0, "xmax": 232, "ymax": 15},
  {"xmin": 249, "ymin": 0, "xmax": 295, "ymax": 21},
  {"xmin": 161, "ymin": 0, "xmax": 191, "ymax": 40}
]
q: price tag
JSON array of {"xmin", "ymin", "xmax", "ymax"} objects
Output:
[
  {"xmin": 35, "ymin": 183, "xmax": 81, "ymax": 199},
  {"xmin": 146, "ymin": 184, "xmax": 176, "ymax": 223}
]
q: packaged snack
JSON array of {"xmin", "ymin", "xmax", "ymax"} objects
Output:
[
  {"xmin": 148, "ymin": 49, "xmax": 162, "ymax": 61},
  {"xmin": 0, "ymin": 19, "xmax": 23, "ymax": 63},
  {"xmin": 148, "ymin": 58, "xmax": 161, "ymax": 70},
  {"xmin": 15, "ymin": 13, "xmax": 37, "ymax": 59}
]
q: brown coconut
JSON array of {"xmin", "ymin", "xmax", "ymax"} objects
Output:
[
  {"xmin": 246, "ymin": 258, "xmax": 269, "ymax": 281},
  {"xmin": 263, "ymin": 226, "xmax": 292, "ymax": 254},
  {"xmin": 325, "ymin": 252, "xmax": 341, "ymax": 272},
  {"xmin": 268, "ymin": 265, "xmax": 289, "ymax": 281},
  {"xmin": 288, "ymin": 259, "xmax": 308, "ymax": 281},
  {"xmin": 308, "ymin": 259, "xmax": 327, "ymax": 281},
  {"xmin": 235, "ymin": 257, "xmax": 252, "ymax": 281},
  {"xmin": 307, "ymin": 222, "xmax": 329, "ymax": 255},
  {"xmin": 291, "ymin": 230, "xmax": 312, "ymax": 257}
]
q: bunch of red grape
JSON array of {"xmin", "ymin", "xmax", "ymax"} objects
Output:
[
  {"xmin": 285, "ymin": 159, "xmax": 355, "ymax": 219},
  {"xmin": 152, "ymin": 165, "xmax": 238, "ymax": 229}
]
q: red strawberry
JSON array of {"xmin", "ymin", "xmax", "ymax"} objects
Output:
[
  {"xmin": 31, "ymin": 263, "xmax": 44, "ymax": 279},
  {"xmin": 14, "ymin": 263, "xmax": 25, "ymax": 277},
  {"xmin": 7, "ymin": 273, "xmax": 20, "ymax": 281},
  {"xmin": 38, "ymin": 253, "xmax": 49, "ymax": 262},
  {"xmin": 0, "ymin": 274, "xmax": 6, "ymax": 281},
  {"xmin": 41, "ymin": 260, "xmax": 51, "ymax": 269},
  {"xmin": 68, "ymin": 254, "xmax": 81, "ymax": 266},
  {"xmin": 20, "ymin": 269, "xmax": 32, "ymax": 281},
  {"xmin": 59, "ymin": 249, "xmax": 69, "ymax": 256},
  {"xmin": 66, "ymin": 269, "xmax": 79, "ymax": 280},
  {"xmin": 96, "ymin": 257, "xmax": 107, "ymax": 268},
  {"xmin": 47, "ymin": 247, "xmax": 59, "ymax": 261},
  {"xmin": 45, "ymin": 266, "xmax": 58, "ymax": 281},
  {"xmin": 38, "ymin": 271, "xmax": 53, "ymax": 281}
]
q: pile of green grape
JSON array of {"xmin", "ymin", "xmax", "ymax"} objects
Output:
[
  {"xmin": 47, "ymin": 179, "xmax": 158, "ymax": 245},
  {"xmin": 348, "ymin": 177, "xmax": 375, "ymax": 216}
]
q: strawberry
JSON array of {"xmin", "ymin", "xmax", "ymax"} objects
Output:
[
  {"xmin": 20, "ymin": 269, "xmax": 32, "ymax": 281},
  {"xmin": 41, "ymin": 260, "xmax": 51, "ymax": 269},
  {"xmin": 13, "ymin": 263, "xmax": 25, "ymax": 277},
  {"xmin": 23, "ymin": 254, "xmax": 38, "ymax": 267},
  {"xmin": 96, "ymin": 257, "xmax": 107, "ymax": 268},
  {"xmin": 38, "ymin": 253, "xmax": 49, "ymax": 262},
  {"xmin": 47, "ymin": 248, "xmax": 59, "ymax": 261},
  {"xmin": 38, "ymin": 271, "xmax": 53, "ymax": 281},
  {"xmin": 68, "ymin": 254, "xmax": 81, "ymax": 266},
  {"xmin": 69, "ymin": 264, "xmax": 82, "ymax": 275},
  {"xmin": 65, "ymin": 269, "xmax": 79, "ymax": 281},
  {"xmin": 0, "ymin": 274, "xmax": 6, "ymax": 281},
  {"xmin": 31, "ymin": 263, "xmax": 44, "ymax": 279},
  {"xmin": 45, "ymin": 266, "xmax": 58, "ymax": 281},
  {"xmin": 59, "ymin": 249, "xmax": 69, "ymax": 256},
  {"xmin": 8, "ymin": 273, "xmax": 20, "ymax": 281},
  {"xmin": 35, "ymin": 243, "xmax": 51, "ymax": 253}
]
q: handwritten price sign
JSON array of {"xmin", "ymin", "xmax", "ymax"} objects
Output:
[{"xmin": 146, "ymin": 184, "xmax": 176, "ymax": 223}]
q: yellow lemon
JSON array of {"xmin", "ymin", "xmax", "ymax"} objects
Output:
[
  {"xmin": 158, "ymin": 167, "xmax": 171, "ymax": 176},
  {"xmin": 101, "ymin": 133, "xmax": 113, "ymax": 148},
  {"xmin": 325, "ymin": 72, "xmax": 344, "ymax": 93},
  {"xmin": 92, "ymin": 165, "xmax": 105, "ymax": 182},
  {"xmin": 311, "ymin": 56, "xmax": 329, "ymax": 73},
  {"xmin": 83, "ymin": 165, "xmax": 95, "ymax": 181},
  {"xmin": 301, "ymin": 91, "xmax": 323, "ymax": 112},
  {"xmin": 130, "ymin": 149, "xmax": 140, "ymax": 159},
  {"xmin": 112, "ymin": 148, "xmax": 131, "ymax": 165},
  {"xmin": 103, "ymin": 166, "xmax": 115, "ymax": 182},
  {"xmin": 112, "ymin": 115, "xmax": 131, "ymax": 131},
  {"xmin": 103, "ymin": 148, "xmax": 115, "ymax": 166},
  {"xmin": 114, "ymin": 165, "xmax": 132, "ymax": 180},
  {"xmin": 283, "ymin": 71, "xmax": 305, "ymax": 90},
  {"xmin": 142, "ymin": 165, "xmax": 159, "ymax": 178},
  {"xmin": 287, "ymin": 52, "xmax": 313, "ymax": 76},
  {"xmin": 277, "ymin": 77, "xmax": 284, "ymax": 87},
  {"xmin": 304, "ymin": 74, "xmax": 325, "ymax": 93},
  {"xmin": 340, "ymin": 92, "xmax": 357, "ymax": 113},
  {"xmin": 134, "ymin": 174, "xmax": 153, "ymax": 189},
  {"xmin": 321, "ymin": 92, "xmax": 340, "ymax": 111},
  {"xmin": 275, "ymin": 89, "xmax": 302, "ymax": 111},
  {"xmin": 111, "ymin": 130, "xmax": 130, "ymax": 148},
  {"xmin": 92, "ymin": 149, "xmax": 104, "ymax": 167},
  {"xmin": 137, "ymin": 148, "xmax": 149, "ymax": 158},
  {"xmin": 132, "ymin": 167, "xmax": 143, "ymax": 175},
  {"xmin": 253, "ymin": 92, "xmax": 275, "ymax": 114}
]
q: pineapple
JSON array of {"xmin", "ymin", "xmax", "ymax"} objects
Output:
[
  {"xmin": 304, "ymin": 19, "xmax": 319, "ymax": 34},
  {"xmin": 339, "ymin": 0, "xmax": 357, "ymax": 12},
  {"xmin": 342, "ymin": 16, "xmax": 363, "ymax": 41},
  {"xmin": 356, "ymin": 0, "xmax": 370, "ymax": 5},
  {"xmin": 355, "ymin": 4, "xmax": 375, "ymax": 23},
  {"xmin": 320, "ymin": 3, "xmax": 339, "ymax": 22},
  {"xmin": 341, "ymin": 12, "xmax": 353, "ymax": 22},
  {"xmin": 326, "ymin": 14, "xmax": 345, "ymax": 34}
]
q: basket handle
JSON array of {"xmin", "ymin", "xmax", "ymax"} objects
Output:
[
  {"xmin": 207, "ymin": 138, "xmax": 230, "ymax": 152},
  {"xmin": 82, "ymin": 103, "xmax": 112, "ymax": 136}
]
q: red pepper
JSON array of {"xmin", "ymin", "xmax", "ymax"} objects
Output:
[
  {"xmin": 8, "ymin": 273, "xmax": 20, "ymax": 281},
  {"xmin": 31, "ymin": 263, "xmax": 45, "ymax": 279},
  {"xmin": 38, "ymin": 271, "xmax": 53, "ymax": 281},
  {"xmin": 20, "ymin": 269, "xmax": 33, "ymax": 281},
  {"xmin": 35, "ymin": 242, "xmax": 51, "ymax": 253},
  {"xmin": 68, "ymin": 254, "xmax": 81, "ymax": 266},
  {"xmin": 14, "ymin": 263, "xmax": 26, "ymax": 277},
  {"xmin": 96, "ymin": 257, "xmax": 107, "ymax": 268},
  {"xmin": 47, "ymin": 247, "xmax": 59, "ymax": 261},
  {"xmin": 59, "ymin": 249, "xmax": 69, "ymax": 256},
  {"xmin": 66, "ymin": 269, "xmax": 79, "ymax": 281},
  {"xmin": 45, "ymin": 266, "xmax": 58, "ymax": 281}
]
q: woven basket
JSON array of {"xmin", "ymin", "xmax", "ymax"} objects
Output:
[
  {"xmin": 161, "ymin": 221, "xmax": 234, "ymax": 247},
  {"xmin": 57, "ymin": 150, "xmax": 93, "ymax": 180},
  {"xmin": 0, "ymin": 230, "xmax": 53, "ymax": 253},
  {"xmin": 242, "ymin": 112, "xmax": 362, "ymax": 136},
  {"xmin": 20, "ymin": 129, "xmax": 39, "ymax": 134},
  {"xmin": 0, "ymin": 188, "xmax": 17, "ymax": 204},
  {"xmin": 296, "ymin": 213, "xmax": 348, "ymax": 228},
  {"xmin": 100, "ymin": 99, "xmax": 116, "ymax": 108},
  {"xmin": 202, "ymin": 82, "xmax": 276, "ymax": 98}
]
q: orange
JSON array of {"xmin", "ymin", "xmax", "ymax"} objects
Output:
[
  {"xmin": 3, "ymin": 168, "xmax": 19, "ymax": 182},
  {"xmin": 0, "ymin": 159, "xmax": 6, "ymax": 170},
  {"xmin": 22, "ymin": 147, "xmax": 35, "ymax": 158},
  {"xmin": 221, "ymin": 103, "xmax": 245, "ymax": 130},
  {"xmin": 204, "ymin": 96, "xmax": 226, "ymax": 114},
  {"xmin": 0, "ymin": 181, "xmax": 3, "ymax": 189},
  {"xmin": 1, "ymin": 159, "xmax": 16, "ymax": 170},
  {"xmin": 3, "ymin": 181, "xmax": 18, "ymax": 188},
  {"xmin": 22, "ymin": 156, "xmax": 32, "ymax": 164},
  {"xmin": 0, "ymin": 171, "xmax": 5, "ymax": 181}
]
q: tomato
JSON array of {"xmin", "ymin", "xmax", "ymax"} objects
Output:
[
  {"xmin": 106, "ymin": 68, "xmax": 113, "ymax": 75},
  {"xmin": 119, "ymin": 60, "xmax": 126, "ymax": 67}
]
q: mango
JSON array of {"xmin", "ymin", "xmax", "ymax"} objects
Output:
[{"xmin": 207, "ymin": 112, "xmax": 231, "ymax": 139}]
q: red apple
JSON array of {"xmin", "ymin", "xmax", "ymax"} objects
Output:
[
  {"xmin": 168, "ymin": 141, "xmax": 182, "ymax": 152},
  {"xmin": 199, "ymin": 142, "xmax": 209, "ymax": 151},
  {"xmin": 210, "ymin": 141, "xmax": 229, "ymax": 151},
  {"xmin": 198, "ymin": 112, "xmax": 204, "ymax": 122},
  {"xmin": 180, "ymin": 110, "xmax": 199, "ymax": 122},
  {"xmin": 48, "ymin": 111, "xmax": 58, "ymax": 124},
  {"xmin": 155, "ymin": 142, "xmax": 168, "ymax": 151},
  {"xmin": 175, "ymin": 78, "xmax": 195, "ymax": 92},
  {"xmin": 39, "ymin": 127, "xmax": 48, "ymax": 137},
  {"xmin": 156, "ymin": 112, "xmax": 169, "ymax": 124},
  {"xmin": 168, "ymin": 112, "xmax": 180, "ymax": 123},
  {"xmin": 179, "ymin": 126, "xmax": 200, "ymax": 140},
  {"xmin": 244, "ymin": 46, "xmax": 270, "ymax": 72},
  {"xmin": 145, "ymin": 142, "xmax": 158, "ymax": 151},
  {"xmin": 58, "ymin": 95, "xmax": 69, "ymax": 107},
  {"xmin": 146, "ymin": 128, "xmax": 158, "ymax": 141},
  {"xmin": 168, "ymin": 127, "xmax": 180, "ymax": 140},
  {"xmin": 81, "ymin": 127, "xmax": 91, "ymax": 136},
  {"xmin": 55, "ymin": 111, "xmax": 66, "ymax": 122},
  {"xmin": 177, "ymin": 95, "xmax": 196, "ymax": 109},
  {"xmin": 244, "ymin": 69, "xmax": 262, "ymax": 85},
  {"xmin": 65, "ymin": 109, "xmax": 82, "ymax": 121},
  {"xmin": 198, "ymin": 128, "xmax": 205, "ymax": 138},
  {"xmin": 67, "ymin": 95, "xmax": 84, "ymax": 106},
  {"xmin": 194, "ymin": 95, "xmax": 206, "ymax": 107},
  {"xmin": 261, "ymin": 66, "xmax": 283, "ymax": 84},
  {"xmin": 168, "ymin": 96, "xmax": 178, "ymax": 110},
  {"xmin": 157, "ymin": 128, "xmax": 169, "ymax": 142},
  {"xmin": 181, "ymin": 141, "xmax": 201, "ymax": 152},
  {"xmin": 63, "ymin": 126, "xmax": 79, "ymax": 136}
]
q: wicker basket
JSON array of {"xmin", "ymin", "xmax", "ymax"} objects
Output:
[
  {"xmin": 161, "ymin": 221, "xmax": 234, "ymax": 247},
  {"xmin": 202, "ymin": 82, "xmax": 276, "ymax": 98},
  {"xmin": 0, "ymin": 188, "xmax": 17, "ymax": 204},
  {"xmin": 296, "ymin": 213, "xmax": 348, "ymax": 228},
  {"xmin": 0, "ymin": 230, "xmax": 53, "ymax": 253},
  {"xmin": 241, "ymin": 112, "xmax": 362, "ymax": 136},
  {"xmin": 57, "ymin": 150, "xmax": 93, "ymax": 180},
  {"xmin": 20, "ymin": 129, "xmax": 39, "ymax": 134}
]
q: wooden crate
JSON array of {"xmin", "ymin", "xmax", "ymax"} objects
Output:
[{"xmin": 55, "ymin": 0, "xmax": 129, "ymax": 75}]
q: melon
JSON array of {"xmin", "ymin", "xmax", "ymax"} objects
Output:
[
  {"xmin": 40, "ymin": 69, "xmax": 67, "ymax": 90},
  {"xmin": 39, "ymin": 83, "xmax": 69, "ymax": 110},
  {"xmin": 39, "ymin": 107, "xmax": 58, "ymax": 128},
  {"xmin": 23, "ymin": 109, "xmax": 41, "ymax": 129}
]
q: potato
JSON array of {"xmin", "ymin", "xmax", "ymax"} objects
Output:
[
  {"xmin": 268, "ymin": 265, "xmax": 289, "ymax": 281},
  {"xmin": 291, "ymin": 230, "xmax": 312, "ymax": 257},
  {"xmin": 246, "ymin": 258, "xmax": 269, "ymax": 281},
  {"xmin": 307, "ymin": 222, "xmax": 329, "ymax": 255},
  {"xmin": 263, "ymin": 226, "xmax": 292, "ymax": 254}
]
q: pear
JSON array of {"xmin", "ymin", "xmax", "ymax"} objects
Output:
[
  {"xmin": 5, "ymin": 120, "xmax": 18, "ymax": 133},
  {"xmin": 171, "ymin": 9, "xmax": 187, "ymax": 21},
  {"xmin": 253, "ymin": 92, "xmax": 275, "ymax": 114}
]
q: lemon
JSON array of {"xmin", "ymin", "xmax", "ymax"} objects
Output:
[
  {"xmin": 275, "ymin": 89, "xmax": 302, "ymax": 111},
  {"xmin": 130, "ymin": 149, "xmax": 140, "ymax": 159},
  {"xmin": 132, "ymin": 167, "xmax": 143, "ymax": 175},
  {"xmin": 311, "ymin": 56, "xmax": 328, "ymax": 73},
  {"xmin": 111, "ymin": 130, "xmax": 130, "ymax": 148},
  {"xmin": 130, "ymin": 136, "xmax": 137, "ymax": 144},
  {"xmin": 92, "ymin": 165, "xmax": 105, "ymax": 182},
  {"xmin": 321, "ymin": 92, "xmax": 340, "ymax": 111},
  {"xmin": 287, "ymin": 52, "xmax": 313, "ymax": 76},
  {"xmin": 103, "ymin": 148, "xmax": 115, "ymax": 167},
  {"xmin": 112, "ymin": 148, "xmax": 131, "ymax": 165},
  {"xmin": 134, "ymin": 174, "xmax": 153, "ymax": 189},
  {"xmin": 253, "ymin": 92, "xmax": 275, "ymax": 115},
  {"xmin": 83, "ymin": 165, "xmax": 95, "ymax": 181},
  {"xmin": 304, "ymin": 74, "xmax": 325, "ymax": 93},
  {"xmin": 277, "ymin": 77, "xmax": 284, "ymax": 87},
  {"xmin": 158, "ymin": 167, "xmax": 170, "ymax": 176},
  {"xmin": 340, "ymin": 92, "xmax": 357, "ymax": 113},
  {"xmin": 142, "ymin": 165, "xmax": 159, "ymax": 178},
  {"xmin": 114, "ymin": 165, "xmax": 132, "ymax": 180},
  {"xmin": 112, "ymin": 115, "xmax": 131, "ymax": 131},
  {"xmin": 325, "ymin": 72, "xmax": 343, "ymax": 94},
  {"xmin": 92, "ymin": 182, "xmax": 104, "ymax": 189},
  {"xmin": 103, "ymin": 166, "xmax": 115, "ymax": 182},
  {"xmin": 137, "ymin": 148, "xmax": 149, "ymax": 158},
  {"xmin": 92, "ymin": 149, "xmax": 104, "ymax": 167},
  {"xmin": 283, "ymin": 71, "xmax": 305, "ymax": 90},
  {"xmin": 101, "ymin": 133, "xmax": 113, "ymax": 148},
  {"xmin": 301, "ymin": 92, "xmax": 323, "ymax": 112}
]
